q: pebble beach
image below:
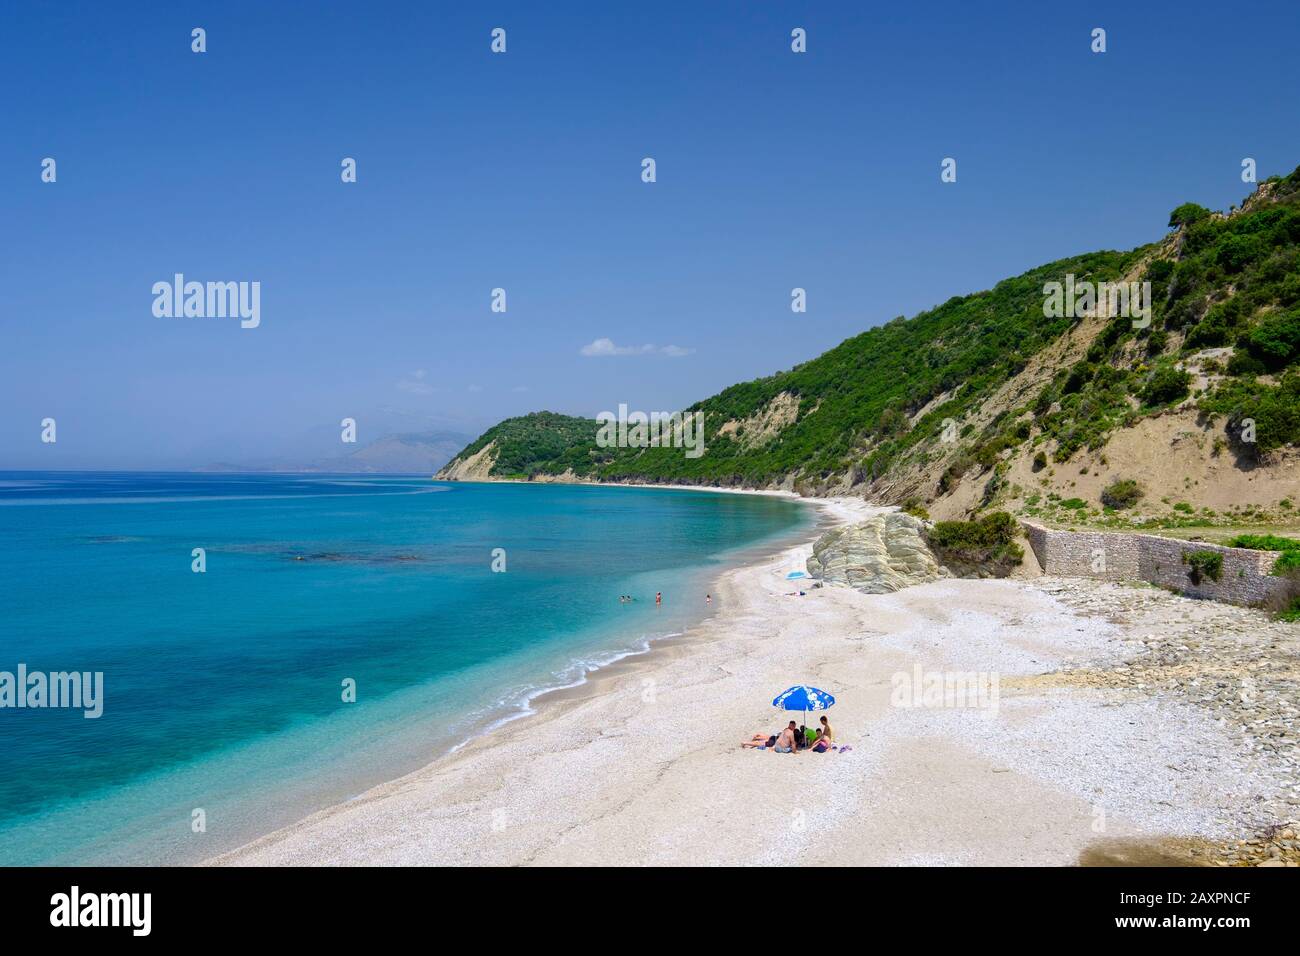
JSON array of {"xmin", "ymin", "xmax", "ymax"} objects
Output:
[{"xmin": 211, "ymin": 497, "xmax": 1299, "ymax": 866}]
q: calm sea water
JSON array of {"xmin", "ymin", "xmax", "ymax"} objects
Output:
[{"xmin": 0, "ymin": 473, "xmax": 810, "ymax": 864}]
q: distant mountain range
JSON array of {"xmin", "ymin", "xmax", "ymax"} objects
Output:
[
  {"xmin": 205, "ymin": 431, "xmax": 474, "ymax": 475},
  {"xmin": 440, "ymin": 166, "xmax": 1300, "ymax": 524}
]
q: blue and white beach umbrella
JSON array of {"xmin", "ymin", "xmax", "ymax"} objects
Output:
[{"xmin": 772, "ymin": 685, "xmax": 835, "ymax": 730}]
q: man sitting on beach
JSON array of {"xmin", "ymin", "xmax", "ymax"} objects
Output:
[{"xmin": 773, "ymin": 721, "xmax": 799, "ymax": 753}]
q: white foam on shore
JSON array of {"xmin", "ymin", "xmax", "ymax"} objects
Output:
[{"xmin": 447, "ymin": 633, "xmax": 671, "ymax": 753}]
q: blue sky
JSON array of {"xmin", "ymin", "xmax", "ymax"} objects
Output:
[{"xmin": 3, "ymin": 0, "xmax": 1299, "ymax": 469}]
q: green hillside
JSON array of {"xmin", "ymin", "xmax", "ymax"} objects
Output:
[
  {"xmin": 441, "ymin": 166, "xmax": 1300, "ymax": 511},
  {"xmin": 448, "ymin": 411, "xmax": 604, "ymax": 479}
]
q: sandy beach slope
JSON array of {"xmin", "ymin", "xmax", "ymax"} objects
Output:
[{"xmin": 211, "ymin": 496, "xmax": 1292, "ymax": 866}]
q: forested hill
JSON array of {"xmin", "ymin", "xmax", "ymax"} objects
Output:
[{"xmin": 440, "ymin": 166, "xmax": 1300, "ymax": 524}]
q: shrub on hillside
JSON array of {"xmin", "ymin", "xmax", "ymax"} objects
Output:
[
  {"xmin": 1239, "ymin": 307, "xmax": 1300, "ymax": 371},
  {"xmin": 1182, "ymin": 550, "xmax": 1224, "ymax": 584},
  {"xmin": 1217, "ymin": 234, "xmax": 1266, "ymax": 273},
  {"xmin": 1145, "ymin": 258, "xmax": 1175, "ymax": 288},
  {"xmin": 900, "ymin": 497, "xmax": 930, "ymax": 521},
  {"xmin": 1100, "ymin": 478, "xmax": 1144, "ymax": 509},
  {"xmin": 1139, "ymin": 365, "xmax": 1191, "ymax": 407},
  {"xmin": 1062, "ymin": 362, "xmax": 1093, "ymax": 395},
  {"xmin": 1186, "ymin": 299, "xmax": 1247, "ymax": 348},
  {"xmin": 1227, "ymin": 349, "xmax": 1267, "ymax": 375},
  {"xmin": 875, "ymin": 406, "xmax": 911, "ymax": 439},
  {"xmin": 924, "ymin": 511, "xmax": 1024, "ymax": 578},
  {"xmin": 937, "ymin": 453, "xmax": 974, "ymax": 494}
]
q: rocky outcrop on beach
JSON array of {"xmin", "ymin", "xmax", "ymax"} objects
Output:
[{"xmin": 806, "ymin": 511, "xmax": 945, "ymax": 593}]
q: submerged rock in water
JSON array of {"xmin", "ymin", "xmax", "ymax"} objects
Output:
[{"xmin": 806, "ymin": 511, "xmax": 945, "ymax": 593}]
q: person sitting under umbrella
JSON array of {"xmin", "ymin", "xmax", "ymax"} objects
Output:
[
  {"xmin": 809, "ymin": 715, "xmax": 835, "ymax": 752},
  {"xmin": 773, "ymin": 721, "xmax": 800, "ymax": 753}
]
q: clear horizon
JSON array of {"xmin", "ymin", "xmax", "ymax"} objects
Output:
[{"xmin": 4, "ymin": 0, "xmax": 1300, "ymax": 469}]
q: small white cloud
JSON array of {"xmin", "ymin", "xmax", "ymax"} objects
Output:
[
  {"xmin": 580, "ymin": 337, "xmax": 642, "ymax": 357},
  {"xmin": 397, "ymin": 370, "xmax": 436, "ymax": 395},
  {"xmin": 512, "ymin": 385, "xmax": 530, "ymax": 393},
  {"xmin": 579, "ymin": 337, "xmax": 693, "ymax": 358},
  {"xmin": 467, "ymin": 384, "xmax": 483, "ymax": 393}
]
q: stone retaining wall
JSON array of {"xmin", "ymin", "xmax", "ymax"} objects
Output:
[{"xmin": 1020, "ymin": 520, "xmax": 1293, "ymax": 609}]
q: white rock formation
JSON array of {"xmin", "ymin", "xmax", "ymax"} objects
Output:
[{"xmin": 806, "ymin": 511, "xmax": 945, "ymax": 593}]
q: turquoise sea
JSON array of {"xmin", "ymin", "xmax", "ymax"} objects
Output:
[{"xmin": 0, "ymin": 473, "xmax": 810, "ymax": 864}]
